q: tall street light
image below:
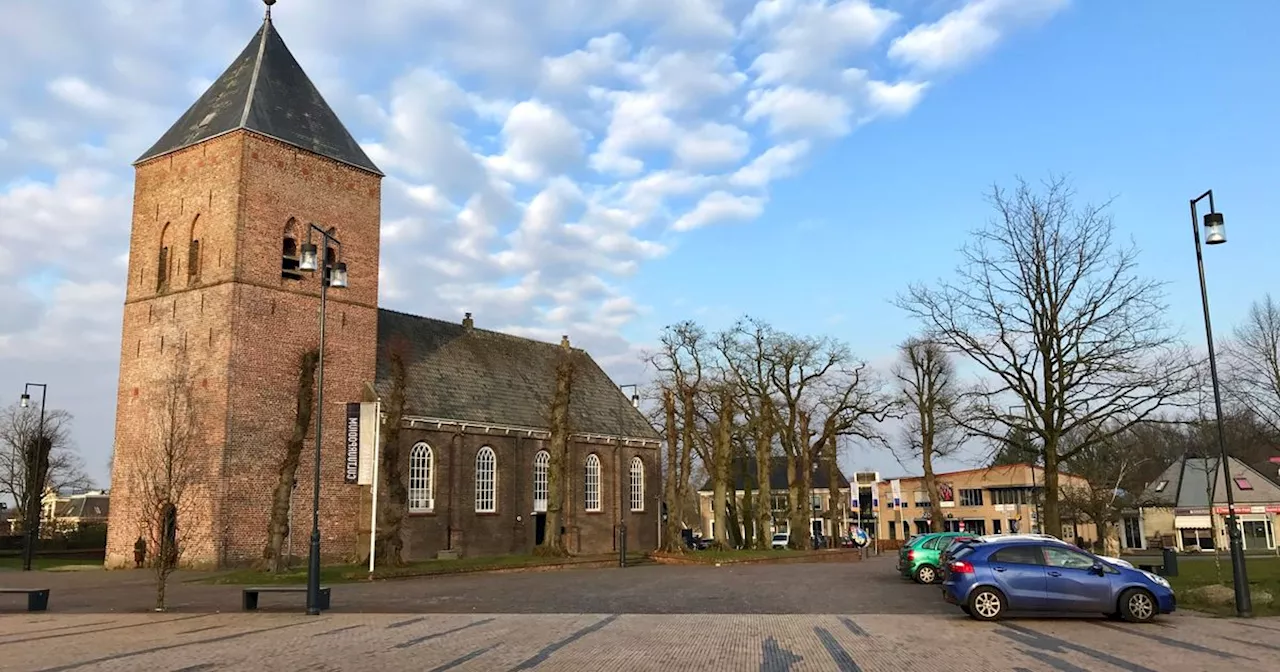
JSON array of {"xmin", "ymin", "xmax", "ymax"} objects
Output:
[
  {"xmin": 619, "ymin": 384, "xmax": 641, "ymax": 408},
  {"xmin": 18, "ymin": 383, "xmax": 48, "ymax": 572},
  {"xmin": 297, "ymin": 224, "xmax": 348, "ymax": 615},
  {"xmin": 1189, "ymin": 189, "xmax": 1251, "ymax": 617}
]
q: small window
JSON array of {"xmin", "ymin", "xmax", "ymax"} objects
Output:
[
  {"xmin": 156, "ymin": 245, "xmax": 170, "ymax": 291},
  {"xmin": 187, "ymin": 239, "xmax": 201, "ymax": 281},
  {"xmin": 959, "ymin": 488, "xmax": 984, "ymax": 507},
  {"xmin": 408, "ymin": 443, "xmax": 433, "ymax": 512},
  {"xmin": 1154, "ymin": 480, "xmax": 1168, "ymax": 492},
  {"xmin": 282, "ymin": 218, "xmax": 301, "ymax": 280},
  {"xmin": 584, "ymin": 454, "xmax": 601, "ymax": 512},
  {"xmin": 475, "ymin": 447, "xmax": 496, "ymax": 513},
  {"xmin": 1234, "ymin": 477, "xmax": 1253, "ymax": 491},
  {"xmin": 629, "ymin": 457, "xmax": 644, "ymax": 512},
  {"xmin": 991, "ymin": 546, "xmax": 1042, "ymax": 565},
  {"xmin": 533, "ymin": 451, "xmax": 549, "ymax": 513}
]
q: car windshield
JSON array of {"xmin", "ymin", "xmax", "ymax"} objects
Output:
[{"xmin": 772, "ymin": 534, "xmax": 786, "ymax": 540}]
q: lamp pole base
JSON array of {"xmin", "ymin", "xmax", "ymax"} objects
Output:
[
  {"xmin": 1227, "ymin": 531, "xmax": 1252, "ymax": 618},
  {"xmin": 306, "ymin": 528, "xmax": 321, "ymax": 615}
]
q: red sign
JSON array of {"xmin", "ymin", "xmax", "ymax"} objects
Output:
[{"xmin": 1268, "ymin": 506, "xmax": 1280, "ymax": 514}]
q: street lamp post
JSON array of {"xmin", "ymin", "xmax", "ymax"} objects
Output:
[
  {"xmin": 619, "ymin": 384, "xmax": 641, "ymax": 408},
  {"xmin": 18, "ymin": 383, "xmax": 48, "ymax": 572},
  {"xmin": 297, "ymin": 224, "xmax": 348, "ymax": 615},
  {"xmin": 1189, "ymin": 189, "xmax": 1251, "ymax": 618}
]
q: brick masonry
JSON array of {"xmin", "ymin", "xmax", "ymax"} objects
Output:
[
  {"xmin": 387, "ymin": 427, "xmax": 661, "ymax": 560},
  {"xmin": 106, "ymin": 130, "xmax": 381, "ymax": 568}
]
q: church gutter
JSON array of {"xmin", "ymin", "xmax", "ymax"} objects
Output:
[{"xmin": 401, "ymin": 415, "xmax": 661, "ymax": 448}]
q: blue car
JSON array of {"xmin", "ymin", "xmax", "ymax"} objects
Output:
[{"xmin": 941, "ymin": 539, "xmax": 1175, "ymax": 622}]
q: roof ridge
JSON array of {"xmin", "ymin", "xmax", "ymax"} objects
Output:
[
  {"xmin": 239, "ymin": 17, "xmax": 270, "ymax": 128},
  {"xmin": 378, "ymin": 308, "xmax": 586, "ymax": 352}
]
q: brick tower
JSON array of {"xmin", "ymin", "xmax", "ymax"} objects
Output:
[{"xmin": 105, "ymin": 8, "xmax": 383, "ymax": 568}]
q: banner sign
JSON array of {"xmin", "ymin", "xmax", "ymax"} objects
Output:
[
  {"xmin": 357, "ymin": 402, "xmax": 379, "ymax": 485},
  {"xmin": 344, "ymin": 402, "xmax": 361, "ymax": 484},
  {"xmin": 890, "ymin": 479, "xmax": 901, "ymax": 508}
]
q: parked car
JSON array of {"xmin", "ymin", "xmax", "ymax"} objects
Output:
[
  {"xmin": 977, "ymin": 534, "xmax": 1134, "ymax": 568},
  {"xmin": 940, "ymin": 539, "xmax": 1175, "ymax": 622},
  {"xmin": 771, "ymin": 532, "xmax": 790, "ymax": 549},
  {"xmin": 900, "ymin": 532, "xmax": 975, "ymax": 584}
]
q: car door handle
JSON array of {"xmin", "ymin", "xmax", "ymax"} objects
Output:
[
  {"xmin": 994, "ymin": 567, "xmax": 1006, "ymax": 572},
  {"xmin": 1048, "ymin": 571, "xmax": 1061, "ymax": 577}
]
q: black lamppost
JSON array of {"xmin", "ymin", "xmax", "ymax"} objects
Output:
[
  {"xmin": 619, "ymin": 384, "xmax": 640, "ymax": 408},
  {"xmin": 1189, "ymin": 189, "xmax": 1251, "ymax": 617},
  {"xmin": 18, "ymin": 383, "xmax": 48, "ymax": 572},
  {"xmin": 297, "ymin": 224, "xmax": 348, "ymax": 615}
]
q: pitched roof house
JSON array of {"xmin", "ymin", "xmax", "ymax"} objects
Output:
[{"xmin": 1134, "ymin": 455, "xmax": 1280, "ymax": 552}]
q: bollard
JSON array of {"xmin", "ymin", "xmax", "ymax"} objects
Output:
[
  {"xmin": 619, "ymin": 523, "xmax": 627, "ymax": 567},
  {"xmin": 1161, "ymin": 546, "xmax": 1178, "ymax": 577}
]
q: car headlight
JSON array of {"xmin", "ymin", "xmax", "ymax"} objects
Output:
[{"xmin": 1141, "ymin": 570, "xmax": 1170, "ymax": 589}]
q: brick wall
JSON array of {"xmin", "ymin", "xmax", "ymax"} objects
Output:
[
  {"xmin": 106, "ymin": 130, "xmax": 382, "ymax": 568},
  {"xmin": 392, "ymin": 426, "xmax": 660, "ymax": 560}
]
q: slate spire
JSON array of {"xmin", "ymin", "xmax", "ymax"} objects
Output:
[{"xmin": 135, "ymin": 8, "xmax": 382, "ymax": 175}]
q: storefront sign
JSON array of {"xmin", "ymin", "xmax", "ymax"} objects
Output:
[{"xmin": 344, "ymin": 402, "xmax": 361, "ymax": 484}]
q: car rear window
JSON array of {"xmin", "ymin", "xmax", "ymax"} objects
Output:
[
  {"xmin": 991, "ymin": 546, "xmax": 1043, "ymax": 565},
  {"xmin": 952, "ymin": 547, "xmax": 974, "ymax": 560}
]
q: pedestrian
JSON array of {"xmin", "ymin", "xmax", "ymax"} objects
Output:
[{"xmin": 133, "ymin": 536, "xmax": 147, "ymax": 568}]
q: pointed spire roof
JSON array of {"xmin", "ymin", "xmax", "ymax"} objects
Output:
[{"xmin": 135, "ymin": 14, "xmax": 382, "ymax": 176}]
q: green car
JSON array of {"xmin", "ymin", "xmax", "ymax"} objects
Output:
[{"xmin": 897, "ymin": 532, "xmax": 973, "ymax": 584}]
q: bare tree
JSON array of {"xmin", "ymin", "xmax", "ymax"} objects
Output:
[
  {"xmin": 892, "ymin": 337, "xmax": 966, "ymax": 535},
  {"xmin": 134, "ymin": 347, "xmax": 207, "ymax": 610},
  {"xmin": 1058, "ymin": 428, "xmax": 1156, "ymax": 555},
  {"xmin": 1225, "ymin": 294, "xmax": 1280, "ymax": 434},
  {"xmin": 262, "ymin": 348, "xmax": 319, "ymax": 572},
  {"xmin": 0, "ymin": 404, "xmax": 90, "ymax": 555},
  {"xmin": 536, "ymin": 338, "xmax": 576, "ymax": 556},
  {"xmin": 898, "ymin": 176, "xmax": 1196, "ymax": 538}
]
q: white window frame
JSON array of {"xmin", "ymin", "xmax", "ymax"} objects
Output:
[
  {"xmin": 629, "ymin": 456, "xmax": 644, "ymax": 512},
  {"xmin": 408, "ymin": 442, "xmax": 434, "ymax": 512},
  {"xmin": 533, "ymin": 450, "xmax": 549, "ymax": 513},
  {"xmin": 584, "ymin": 453, "xmax": 602, "ymax": 512},
  {"xmin": 475, "ymin": 446, "xmax": 497, "ymax": 513}
]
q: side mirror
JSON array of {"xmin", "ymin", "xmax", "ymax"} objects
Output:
[{"xmin": 1090, "ymin": 563, "xmax": 1106, "ymax": 576}]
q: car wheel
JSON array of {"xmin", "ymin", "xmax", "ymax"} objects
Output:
[
  {"xmin": 961, "ymin": 605, "xmax": 972, "ymax": 616},
  {"xmin": 967, "ymin": 587, "xmax": 1006, "ymax": 621},
  {"xmin": 1118, "ymin": 588, "xmax": 1157, "ymax": 623},
  {"xmin": 914, "ymin": 564, "xmax": 938, "ymax": 584}
]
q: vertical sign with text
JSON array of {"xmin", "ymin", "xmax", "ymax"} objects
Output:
[{"xmin": 344, "ymin": 402, "xmax": 361, "ymax": 484}]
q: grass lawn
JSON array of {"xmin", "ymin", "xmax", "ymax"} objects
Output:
[
  {"xmin": 201, "ymin": 552, "xmax": 643, "ymax": 585},
  {"xmin": 0, "ymin": 555, "xmax": 101, "ymax": 571},
  {"xmin": 1167, "ymin": 554, "xmax": 1280, "ymax": 617}
]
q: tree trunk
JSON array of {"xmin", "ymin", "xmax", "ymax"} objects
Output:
[
  {"xmin": 262, "ymin": 349, "xmax": 318, "ymax": 572},
  {"xmin": 661, "ymin": 390, "xmax": 683, "ymax": 552},
  {"xmin": 680, "ymin": 386, "xmax": 696, "ymax": 532},
  {"xmin": 374, "ymin": 352, "xmax": 409, "ymax": 565},
  {"xmin": 711, "ymin": 388, "xmax": 732, "ymax": 549},
  {"xmin": 538, "ymin": 345, "xmax": 575, "ymax": 556},
  {"xmin": 755, "ymin": 402, "xmax": 773, "ymax": 549},
  {"xmin": 797, "ymin": 413, "xmax": 813, "ymax": 549},
  {"xmin": 923, "ymin": 444, "xmax": 945, "ymax": 536},
  {"xmin": 1042, "ymin": 440, "xmax": 1061, "ymax": 538}
]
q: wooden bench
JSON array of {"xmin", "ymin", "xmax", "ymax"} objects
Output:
[
  {"xmin": 242, "ymin": 585, "xmax": 329, "ymax": 611},
  {"xmin": 0, "ymin": 588, "xmax": 51, "ymax": 612}
]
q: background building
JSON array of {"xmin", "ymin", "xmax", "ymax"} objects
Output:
[
  {"xmin": 874, "ymin": 464, "xmax": 1094, "ymax": 546},
  {"xmin": 1130, "ymin": 455, "xmax": 1279, "ymax": 552},
  {"xmin": 697, "ymin": 457, "xmax": 850, "ymax": 545}
]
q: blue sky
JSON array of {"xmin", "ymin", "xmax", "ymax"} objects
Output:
[{"xmin": 0, "ymin": 1, "xmax": 1275, "ymax": 487}]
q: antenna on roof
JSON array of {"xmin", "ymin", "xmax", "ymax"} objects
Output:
[{"xmin": 264, "ymin": 0, "xmax": 276, "ymax": 21}]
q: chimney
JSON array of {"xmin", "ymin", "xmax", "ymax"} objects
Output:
[
  {"xmin": 560, "ymin": 334, "xmax": 570, "ymax": 350},
  {"xmin": 463, "ymin": 312, "xmax": 473, "ymax": 331}
]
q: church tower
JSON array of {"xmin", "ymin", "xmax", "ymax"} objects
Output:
[{"xmin": 105, "ymin": 5, "xmax": 383, "ymax": 568}]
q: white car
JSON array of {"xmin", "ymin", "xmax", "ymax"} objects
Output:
[
  {"xmin": 771, "ymin": 532, "xmax": 790, "ymax": 549},
  {"xmin": 976, "ymin": 533, "xmax": 1134, "ymax": 568}
]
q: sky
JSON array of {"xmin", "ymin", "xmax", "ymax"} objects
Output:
[{"xmin": 0, "ymin": 0, "xmax": 1276, "ymax": 490}]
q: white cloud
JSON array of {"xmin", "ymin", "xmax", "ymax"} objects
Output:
[
  {"xmin": 0, "ymin": 1, "xmax": 1065, "ymax": 486},
  {"xmin": 888, "ymin": 0, "xmax": 1069, "ymax": 74},
  {"xmin": 672, "ymin": 191, "xmax": 766, "ymax": 232}
]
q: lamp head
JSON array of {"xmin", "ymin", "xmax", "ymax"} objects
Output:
[
  {"xmin": 329, "ymin": 262, "xmax": 349, "ymax": 288},
  {"xmin": 299, "ymin": 242, "xmax": 319, "ymax": 270},
  {"xmin": 19, "ymin": 393, "xmax": 29, "ymax": 408},
  {"xmin": 1203, "ymin": 212, "xmax": 1226, "ymax": 245},
  {"xmin": 631, "ymin": 393, "xmax": 640, "ymax": 408}
]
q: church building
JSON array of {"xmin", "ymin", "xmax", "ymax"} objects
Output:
[{"xmin": 104, "ymin": 5, "xmax": 661, "ymax": 569}]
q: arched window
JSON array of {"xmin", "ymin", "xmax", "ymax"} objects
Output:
[
  {"xmin": 187, "ymin": 215, "xmax": 202, "ymax": 283},
  {"xmin": 281, "ymin": 218, "xmax": 301, "ymax": 279},
  {"xmin": 533, "ymin": 450, "xmax": 549, "ymax": 513},
  {"xmin": 584, "ymin": 454, "xmax": 601, "ymax": 512},
  {"xmin": 156, "ymin": 222, "xmax": 172, "ymax": 291},
  {"xmin": 408, "ymin": 442, "xmax": 433, "ymax": 512},
  {"xmin": 630, "ymin": 456, "xmax": 644, "ymax": 512},
  {"xmin": 475, "ymin": 446, "xmax": 496, "ymax": 513}
]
